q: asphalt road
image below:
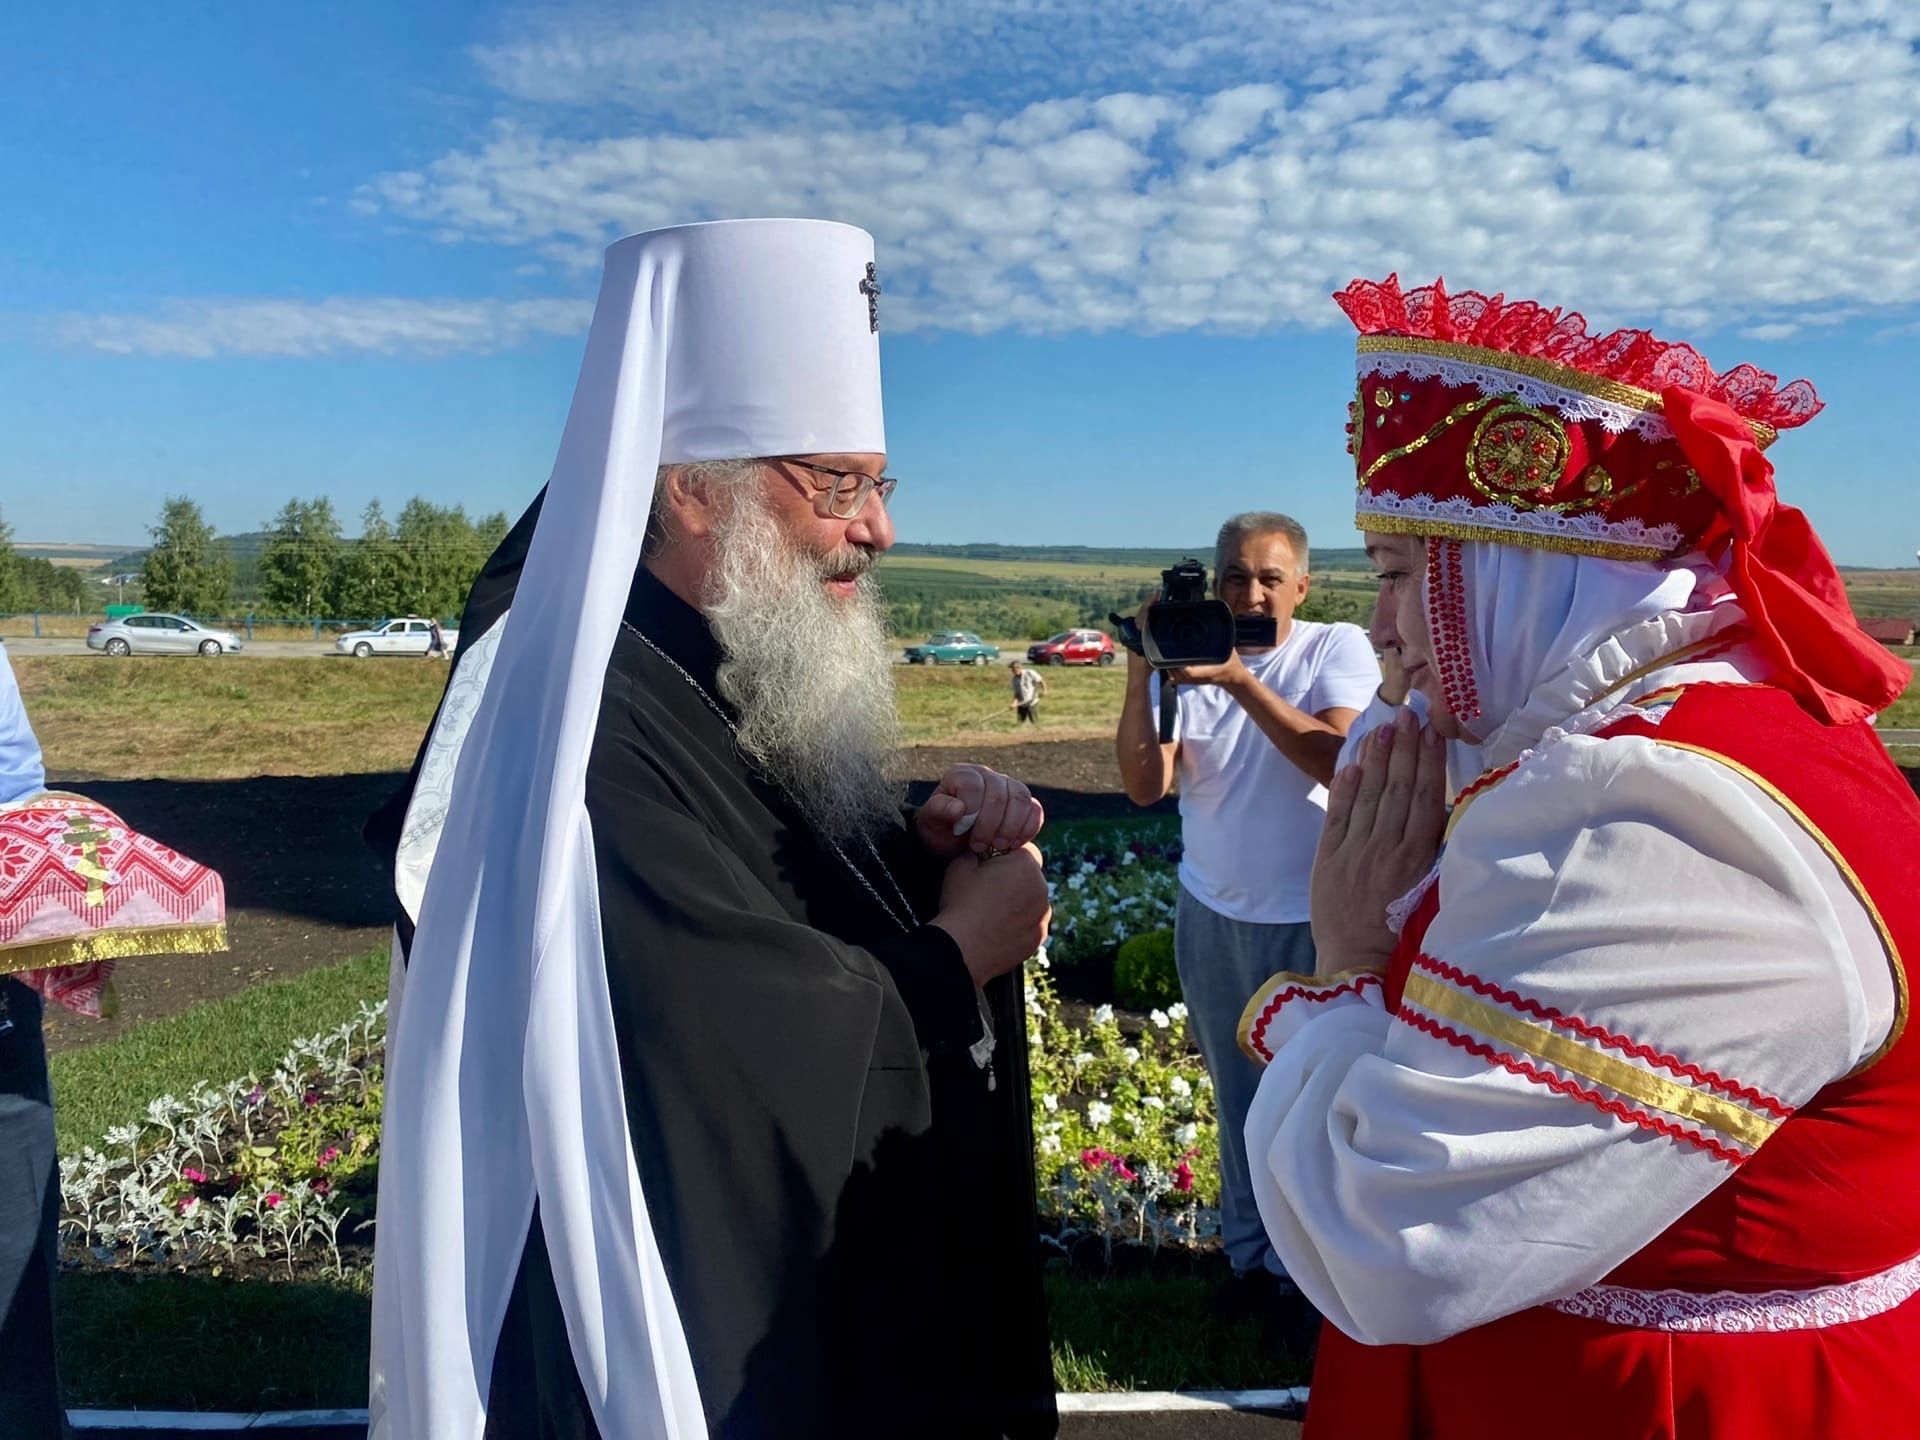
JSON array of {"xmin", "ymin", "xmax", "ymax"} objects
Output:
[{"xmin": 5, "ymin": 636, "xmax": 1035, "ymax": 667}]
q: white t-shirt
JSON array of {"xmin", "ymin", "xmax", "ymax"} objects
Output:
[{"xmin": 1151, "ymin": 620, "xmax": 1379, "ymax": 923}]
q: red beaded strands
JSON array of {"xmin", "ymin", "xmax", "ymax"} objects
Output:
[{"xmin": 1426, "ymin": 536, "xmax": 1481, "ymax": 724}]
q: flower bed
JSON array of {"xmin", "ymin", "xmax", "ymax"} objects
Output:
[
  {"xmin": 60, "ymin": 829, "xmax": 1216, "ymax": 1276},
  {"xmin": 59, "ymin": 1005, "xmax": 385, "ymax": 1279}
]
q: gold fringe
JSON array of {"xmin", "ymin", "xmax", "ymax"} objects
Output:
[
  {"xmin": 1357, "ymin": 511, "xmax": 1669, "ymax": 562},
  {"xmin": 1356, "ymin": 336, "xmax": 1780, "ymax": 450},
  {"xmin": 0, "ymin": 923, "xmax": 229, "ymax": 977}
]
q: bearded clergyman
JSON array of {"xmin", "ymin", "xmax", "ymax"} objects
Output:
[{"xmin": 364, "ymin": 220, "xmax": 1057, "ymax": 1439}]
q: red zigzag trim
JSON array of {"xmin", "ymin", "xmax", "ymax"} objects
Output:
[
  {"xmin": 1397, "ymin": 1008, "xmax": 1748, "ymax": 1166},
  {"xmin": 1412, "ymin": 954, "xmax": 1793, "ymax": 1120},
  {"xmin": 1250, "ymin": 975, "xmax": 1383, "ymax": 1061}
]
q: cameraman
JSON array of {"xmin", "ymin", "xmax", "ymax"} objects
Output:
[{"xmin": 1114, "ymin": 512, "xmax": 1379, "ymax": 1317}]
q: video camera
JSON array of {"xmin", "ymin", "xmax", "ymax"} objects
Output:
[
  {"xmin": 1110, "ymin": 559, "xmax": 1279, "ymax": 743},
  {"xmin": 1109, "ymin": 559, "xmax": 1278, "ymax": 669}
]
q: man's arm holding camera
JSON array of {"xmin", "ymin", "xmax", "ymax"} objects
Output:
[
  {"xmin": 1116, "ymin": 594, "xmax": 1178, "ymax": 805},
  {"xmin": 1164, "ymin": 653, "xmax": 1358, "ymax": 788}
]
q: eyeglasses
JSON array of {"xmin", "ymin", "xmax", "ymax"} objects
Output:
[{"xmin": 774, "ymin": 457, "xmax": 900, "ymax": 519}]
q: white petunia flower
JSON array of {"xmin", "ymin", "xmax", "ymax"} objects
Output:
[
  {"xmin": 1168, "ymin": 1003, "xmax": 1188, "ymax": 1022},
  {"xmin": 1092, "ymin": 1004, "xmax": 1114, "ymax": 1025},
  {"xmin": 1123, "ymin": 1047, "xmax": 1140, "ymax": 1064},
  {"xmin": 1149, "ymin": 1009, "xmax": 1170, "ymax": 1029},
  {"xmin": 1087, "ymin": 1101, "xmax": 1113, "ymax": 1126},
  {"xmin": 1042, "ymin": 1093, "xmax": 1059, "ymax": 1112},
  {"xmin": 1175, "ymin": 1123, "xmax": 1200, "ymax": 1147}
]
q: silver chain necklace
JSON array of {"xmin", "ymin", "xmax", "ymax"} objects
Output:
[{"xmin": 621, "ymin": 620, "xmax": 918, "ymax": 935}]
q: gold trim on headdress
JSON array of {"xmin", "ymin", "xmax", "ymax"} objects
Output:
[
  {"xmin": 1355, "ymin": 510, "xmax": 1669, "ymax": 562},
  {"xmin": 1357, "ymin": 336, "xmax": 1780, "ymax": 450}
]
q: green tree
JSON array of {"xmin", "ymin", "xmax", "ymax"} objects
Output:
[
  {"xmin": 330, "ymin": 500, "xmax": 404, "ymax": 620},
  {"xmin": 0, "ymin": 509, "xmax": 22, "ymax": 614},
  {"xmin": 393, "ymin": 499, "xmax": 487, "ymax": 619},
  {"xmin": 259, "ymin": 497, "xmax": 343, "ymax": 618},
  {"xmin": 141, "ymin": 497, "xmax": 234, "ymax": 616}
]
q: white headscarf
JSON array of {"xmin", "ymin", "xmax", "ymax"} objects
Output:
[
  {"xmin": 0, "ymin": 644, "xmax": 46, "ymax": 806},
  {"xmin": 1432, "ymin": 538, "xmax": 1740, "ymax": 770},
  {"xmin": 369, "ymin": 219, "xmax": 886, "ymax": 1440}
]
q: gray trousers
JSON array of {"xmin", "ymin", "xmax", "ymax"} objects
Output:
[
  {"xmin": 1, "ymin": 980, "xmax": 68, "ymax": 1437},
  {"xmin": 1174, "ymin": 885, "xmax": 1316, "ymax": 1279}
]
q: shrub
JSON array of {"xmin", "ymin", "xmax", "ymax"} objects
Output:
[{"xmin": 1113, "ymin": 929, "xmax": 1180, "ymax": 1011}]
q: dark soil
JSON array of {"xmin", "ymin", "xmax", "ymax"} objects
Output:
[
  {"xmin": 39, "ymin": 748, "xmax": 1915, "ymax": 1051},
  {"xmin": 44, "ymin": 741, "xmax": 1169, "ymax": 1051}
]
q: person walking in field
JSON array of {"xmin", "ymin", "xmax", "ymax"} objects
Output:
[
  {"xmin": 425, "ymin": 618, "xmax": 447, "ymax": 660},
  {"xmin": 1010, "ymin": 659, "xmax": 1046, "ymax": 723}
]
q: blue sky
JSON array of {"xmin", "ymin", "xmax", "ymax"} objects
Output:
[{"xmin": 3, "ymin": 1, "xmax": 1918, "ymax": 564}]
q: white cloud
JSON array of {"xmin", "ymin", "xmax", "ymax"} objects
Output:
[
  {"xmin": 354, "ymin": 0, "xmax": 1920, "ymax": 345},
  {"xmin": 52, "ymin": 297, "xmax": 592, "ymax": 359},
  {"xmin": 80, "ymin": 0, "xmax": 1920, "ymax": 358}
]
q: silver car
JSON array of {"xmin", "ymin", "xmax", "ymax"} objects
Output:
[
  {"xmin": 334, "ymin": 617, "xmax": 458, "ymax": 658},
  {"xmin": 87, "ymin": 613, "xmax": 245, "ymax": 657}
]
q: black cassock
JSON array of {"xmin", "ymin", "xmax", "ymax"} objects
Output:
[{"xmin": 370, "ymin": 499, "xmax": 1056, "ymax": 1439}]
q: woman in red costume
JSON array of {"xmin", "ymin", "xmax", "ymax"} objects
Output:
[{"xmin": 1239, "ymin": 277, "xmax": 1920, "ymax": 1440}]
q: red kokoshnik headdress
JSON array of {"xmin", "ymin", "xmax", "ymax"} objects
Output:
[{"xmin": 1337, "ymin": 274, "xmax": 1909, "ymax": 726}]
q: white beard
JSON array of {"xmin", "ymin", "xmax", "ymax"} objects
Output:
[{"xmin": 703, "ymin": 491, "xmax": 902, "ymax": 842}]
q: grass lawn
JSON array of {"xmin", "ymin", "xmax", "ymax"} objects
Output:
[
  {"xmin": 51, "ymin": 949, "xmax": 390, "ymax": 1154},
  {"xmin": 896, "ymin": 661, "xmax": 1127, "ymax": 745},
  {"xmin": 14, "ymin": 656, "xmax": 445, "ymax": 779},
  {"xmin": 1879, "ymin": 647, "xmax": 1919, "ymax": 730},
  {"xmin": 57, "ymin": 1267, "xmax": 1298, "ymax": 1410}
]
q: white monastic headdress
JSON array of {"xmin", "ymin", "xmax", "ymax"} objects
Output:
[{"xmin": 370, "ymin": 219, "xmax": 886, "ymax": 1439}]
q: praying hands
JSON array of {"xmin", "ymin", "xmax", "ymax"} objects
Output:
[{"xmin": 1308, "ymin": 708, "xmax": 1446, "ymax": 976}]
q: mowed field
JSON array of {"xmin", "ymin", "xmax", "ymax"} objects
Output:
[{"xmin": 10, "ymin": 653, "xmax": 1133, "ymax": 779}]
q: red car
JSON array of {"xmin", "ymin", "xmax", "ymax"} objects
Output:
[{"xmin": 1027, "ymin": 629, "xmax": 1116, "ymax": 666}]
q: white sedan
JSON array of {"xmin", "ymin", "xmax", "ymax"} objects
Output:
[{"xmin": 335, "ymin": 618, "xmax": 458, "ymax": 659}]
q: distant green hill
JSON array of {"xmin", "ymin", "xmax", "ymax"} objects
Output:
[{"xmin": 888, "ymin": 542, "xmax": 1373, "ymax": 571}]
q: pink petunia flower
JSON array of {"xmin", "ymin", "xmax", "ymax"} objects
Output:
[
  {"xmin": 179, "ymin": 1195, "xmax": 199, "ymax": 1215},
  {"xmin": 317, "ymin": 1146, "xmax": 341, "ymax": 1167},
  {"xmin": 181, "ymin": 1167, "xmax": 207, "ymax": 1184},
  {"xmin": 1173, "ymin": 1161, "xmax": 1195, "ymax": 1193},
  {"xmin": 263, "ymin": 1191, "xmax": 283, "ymax": 1209}
]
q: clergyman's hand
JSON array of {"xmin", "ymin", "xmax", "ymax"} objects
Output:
[
  {"xmin": 931, "ymin": 843, "xmax": 1051, "ymax": 987},
  {"xmin": 1309, "ymin": 710, "xmax": 1446, "ymax": 975},
  {"xmin": 915, "ymin": 763, "xmax": 1045, "ymax": 862}
]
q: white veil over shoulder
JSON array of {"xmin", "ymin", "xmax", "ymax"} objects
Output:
[{"xmin": 369, "ymin": 219, "xmax": 886, "ymax": 1440}]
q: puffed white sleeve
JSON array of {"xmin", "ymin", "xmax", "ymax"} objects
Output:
[{"xmin": 1243, "ymin": 731, "xmax": 1895, "ymax": 1345}]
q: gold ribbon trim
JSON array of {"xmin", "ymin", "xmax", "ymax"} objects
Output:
[
  {"xmin": 1356, "ymin": 510, "xmax": 1670, "ymax": 562},
  {"xmin": 1356, "ymin": 336, "xmax": 1780, "ymax": 450},
  {"xmin": 0, "ymin": 922, "xmax": 229, "ymax": 977},
  {"xmin": 1401, "ymin": 970, "xmax": 1780, "ymax": 1151}
]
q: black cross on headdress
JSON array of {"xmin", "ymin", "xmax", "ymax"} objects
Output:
[{"xmin": 859, "ymin": 262, "xmax": 881, "ymax": 333}]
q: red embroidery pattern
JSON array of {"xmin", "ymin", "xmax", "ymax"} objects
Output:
[
  {"xmin": 1335, "ymin": 275, "xmax": 1821, "ymax": 433},
  {"xmin": 1397, "ymin": 1008, "xmax": 1747, "ymax": 1165},
  {"xmin": 1248, "ymin": 974, "xmax": 1384, "ymax": 1062},
  {"xmin": 1411, "ymin": 954, "xmax": 1794, "ymax": 1120},
  {"xmin": 1425, "ymin": 536, "xmax": 1480, "ymax": 722}
]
